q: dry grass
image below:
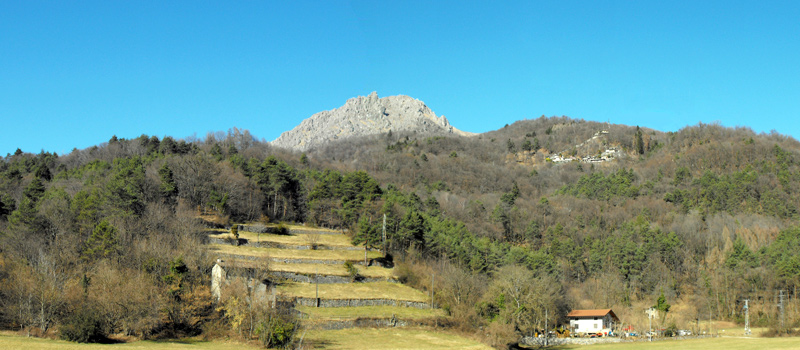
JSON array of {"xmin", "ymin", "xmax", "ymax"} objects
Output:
[
  {"xmin": 297, "ymin": 305, "xmax": 445, "ymax": 320},
  {"xmin": 277, "ymin": 281, "xmax": 429, "ymax": 302},
  {"xmin": 0, "ymin": 333, "xmax": 256, "ymax": 350},
  {"xmin": 208, "ymin": 244, "xmax": 382, "ymax": 261},
  {"xmin": 280, "ymin": 223, "xmax": 340, "ymax": 233},
  {"xmin": 302, "ymin": 328, "xmax": 491, "ymax": 350},
  {"xmin": 271, "ymin": 261, "xmax": 395, "ymax": 279},
  {"xmin": 209, "ymin": 231, "xmax": 354, "ymax": 247},
  {"xmin": 220, "ymin": 258, "xmax": 395, "ymax": 279}
]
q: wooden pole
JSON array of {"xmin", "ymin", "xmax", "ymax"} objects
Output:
[
  {"xmin": 382, "ymin": 214, "xmax": 387, "ymax": 255},
  {"xmin": 431, "ymin": 272, "xmax": 435, "ymax": 309}
]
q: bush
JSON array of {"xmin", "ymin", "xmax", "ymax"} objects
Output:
[
  {"xmin": 664, "ymin": 323, "xmax": 678, "ymax": 337},
  {"xmin": 274, "ymin": 222, "xmax": 289, "ymax": 235},
  {"xmin": 343, "ymin": 261, "xmax": 360, "ymax": 282},
  {"xmin": 762, "ymin": 327, "xmax": 800, "ymax": 337},
  {"xmin": 230, "ymin": 225, "xmax": 239, "ymax": 239},
  {"xmin": 59, "ymin": 307, "xmax": 107, "ymax": 343},
  {"xmin": 255, "ymin": 309, "xmax": 299, "ymax": 348}
]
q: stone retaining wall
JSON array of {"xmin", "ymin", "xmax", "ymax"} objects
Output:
[
  {"xmin": 239, "ymin": 225, "xmax": 344, "ymax": 235},
  {"xmin": 208, "ymin": 237, "xmax": 360, "ymax": 251},
  {"xmin": 521, "ymin": 337, "xmax": 622, "ymax": 346},
  {"xmin": 215, "ymin": 252, "xmax": 366, "ymax": 265},
  {"xmin": 307, "ymin": 318, "xmax": 409, "ymax": 330},
  {"xmin": 294, "ymin": 297, "xmax": 430, "ymax": 309},
  {"xmin": 269, "ymin": 271, "xmax": 394, "ymax": 284},
  {"xmin": 520, "ymin": 335, "xmax": 714, "ymax": 347}
]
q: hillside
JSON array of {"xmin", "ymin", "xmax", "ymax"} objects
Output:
[
  {"xmin": 271, "ymin": 92, "xmax": 473, "ymax": 151},
  {"xmin": 2, "ymin": 116, "xmax": 800, "ymax": 347}
]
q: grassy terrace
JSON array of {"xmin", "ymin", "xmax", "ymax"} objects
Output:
[
  {"xmin": 277, "ymin": 281, "xmax": 429, "ymax": 302},
  {"xmin": 208, "ymin": 244, "xmax": 382, "ymax": 261},
  {"xmin": 208, "ymin": 230, "xmax": 354, "ymax": 248},
  {"xmin": 271, "ymin": 261, "xmax": 395, "ymax": 278},
  {"xmin": 218, "ymin": 259, "xmax": 396, "ymax": 279},
  {"xmin": 298, "ymin": 305, "xmax": 445, "ymax": 320}
]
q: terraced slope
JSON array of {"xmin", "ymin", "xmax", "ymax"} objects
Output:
[{"xmin": 206, "ymin": 225, "xmax": 440, "ymax": 330}]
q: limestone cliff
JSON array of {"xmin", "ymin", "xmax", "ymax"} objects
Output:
[{"xmin": 271, "ymin": 92, "xmax": 473, "ymax": 151}]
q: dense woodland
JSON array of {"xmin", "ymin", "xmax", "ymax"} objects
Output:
[{"xmin": 2, "ymin": 119, "xmax": 800, "ymax": 347}]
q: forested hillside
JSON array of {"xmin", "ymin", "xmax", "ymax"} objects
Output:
[
  {"xmin": 2, "ymin": 119, "xmax": 800, "ymax": 347},
  {"xmin": 308, "ymin": 117, "xmax": 800, "ymax": 335}
]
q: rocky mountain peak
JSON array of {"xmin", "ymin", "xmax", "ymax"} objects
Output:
[{"xmin": 271, "ymin": 92, "xmax": 473, "ymax": 151}]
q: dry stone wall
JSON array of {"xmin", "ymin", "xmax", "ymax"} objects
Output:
[{"xmin": 294, "ymin": 297, "xmax": 430, "ymax": 309}]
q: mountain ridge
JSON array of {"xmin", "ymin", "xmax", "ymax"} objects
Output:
[{"xmin": 271, "ymin": 92, "xmax": 474, "ymax": 151}]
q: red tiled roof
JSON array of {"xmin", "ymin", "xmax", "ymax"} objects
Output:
[{"xmin": 567, "ymin": 309, "xmax": 619, "ymax": 320}]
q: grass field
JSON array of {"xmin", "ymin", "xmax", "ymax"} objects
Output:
[
  {"xmin": 5, "ymin": 330, "xmax": 799, "ymax": 350},
  {"xmin": 559, "ymin": 336, "xmax": 800, "ymax": 350},
  {"xmin": 0, "ymin": 333, "xmax": 258, "ymax": 350},
  {"xmin": 277, "ymin": 281, "xmax": 429, "ymax": 302},
  {"xmin": 302, "ymin": 328, "xmax": 491, "ymax": 350},
  {"xmin": 298, "ymin": 305, "xmax": 445, "ymax": 320},
  {"xmin": 208, "ymin": 244, "xmax": 382, "ymax": 261}
]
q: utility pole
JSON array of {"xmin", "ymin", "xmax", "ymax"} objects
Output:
[
  {"xmin": 744, "ymin": 299, "xmax": 751, "ymax": 336},
  {"xmin": 430, "ymin": 272, "xmax": 435, "ymax": 309},
  {"xmin": 545, "ymin": 308, "xmax": 549, "ymax": 347},
  {"xmin": 382, "ymin": 214, "xmax": 387, "ymax": 255},
  {"xmin": 779, "ymin": 290, "xmax": 786, "ymax": 330}
]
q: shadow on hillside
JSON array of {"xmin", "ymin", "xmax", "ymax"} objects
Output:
[
  {"xmin": 512, "ymin": 343, "xmax": 574, "ymax": 350},
  {"xmin": 303, "ymin": 338, "xmax": 338, "ymax": 349}
]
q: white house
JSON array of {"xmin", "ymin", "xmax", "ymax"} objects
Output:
[{"xmin": 567, "ymin": 309, "xmax": 619, "ymax": 335}]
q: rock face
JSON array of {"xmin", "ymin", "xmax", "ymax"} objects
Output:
[{"xmin": 271, "ymin": 92, "xmax": 473, "ymax": 151}]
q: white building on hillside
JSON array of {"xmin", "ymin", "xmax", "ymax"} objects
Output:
[{"xmin": 567, "ymin": 309, "xmax": 619, "ymax": 335}]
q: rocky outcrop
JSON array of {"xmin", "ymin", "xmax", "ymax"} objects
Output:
[{"xmin": 271, "ymin": 92, "xmax": 474, "ymax": 151}]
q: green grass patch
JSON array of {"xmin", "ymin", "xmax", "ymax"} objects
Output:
[
  {"xmin": 302, "ymin": 328, "xmax": 491, "ymax": 350},
  {"xmin": 277, "ymin": 281, "xmax": 429, "ymax": 302},
  {"xmin": 298, "ymin": 305, "xmax": 445, "ymax": 320}
]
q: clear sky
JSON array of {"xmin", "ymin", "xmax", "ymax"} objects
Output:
[{"xmin": 2, "ymin": 1, "xmax": 799, "ymax": 155}]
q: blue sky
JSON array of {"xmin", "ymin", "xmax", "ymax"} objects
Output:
[{"xmin": 2, "ymin": 1, "xmax": 799, "ymax": 155}]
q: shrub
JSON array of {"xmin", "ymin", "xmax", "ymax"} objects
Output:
[
  {"xmin": 255, "ymin": 309, "xmax": 299, "ymax": 348},
  {"xmin": 59, "ymin": 307, "xmax": 107, "ymax": 343},
  {"xmin": 274, "ymin": 222, "xmax": 289, "ymax": 235},
  {"xmin": 343, "ymin": 261, "xmax": 360, "ymax": 282}
]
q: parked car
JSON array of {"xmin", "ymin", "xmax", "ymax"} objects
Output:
[{"xmin": 678, "ymin": 330, "xmax": 692, "ymax": 336}]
